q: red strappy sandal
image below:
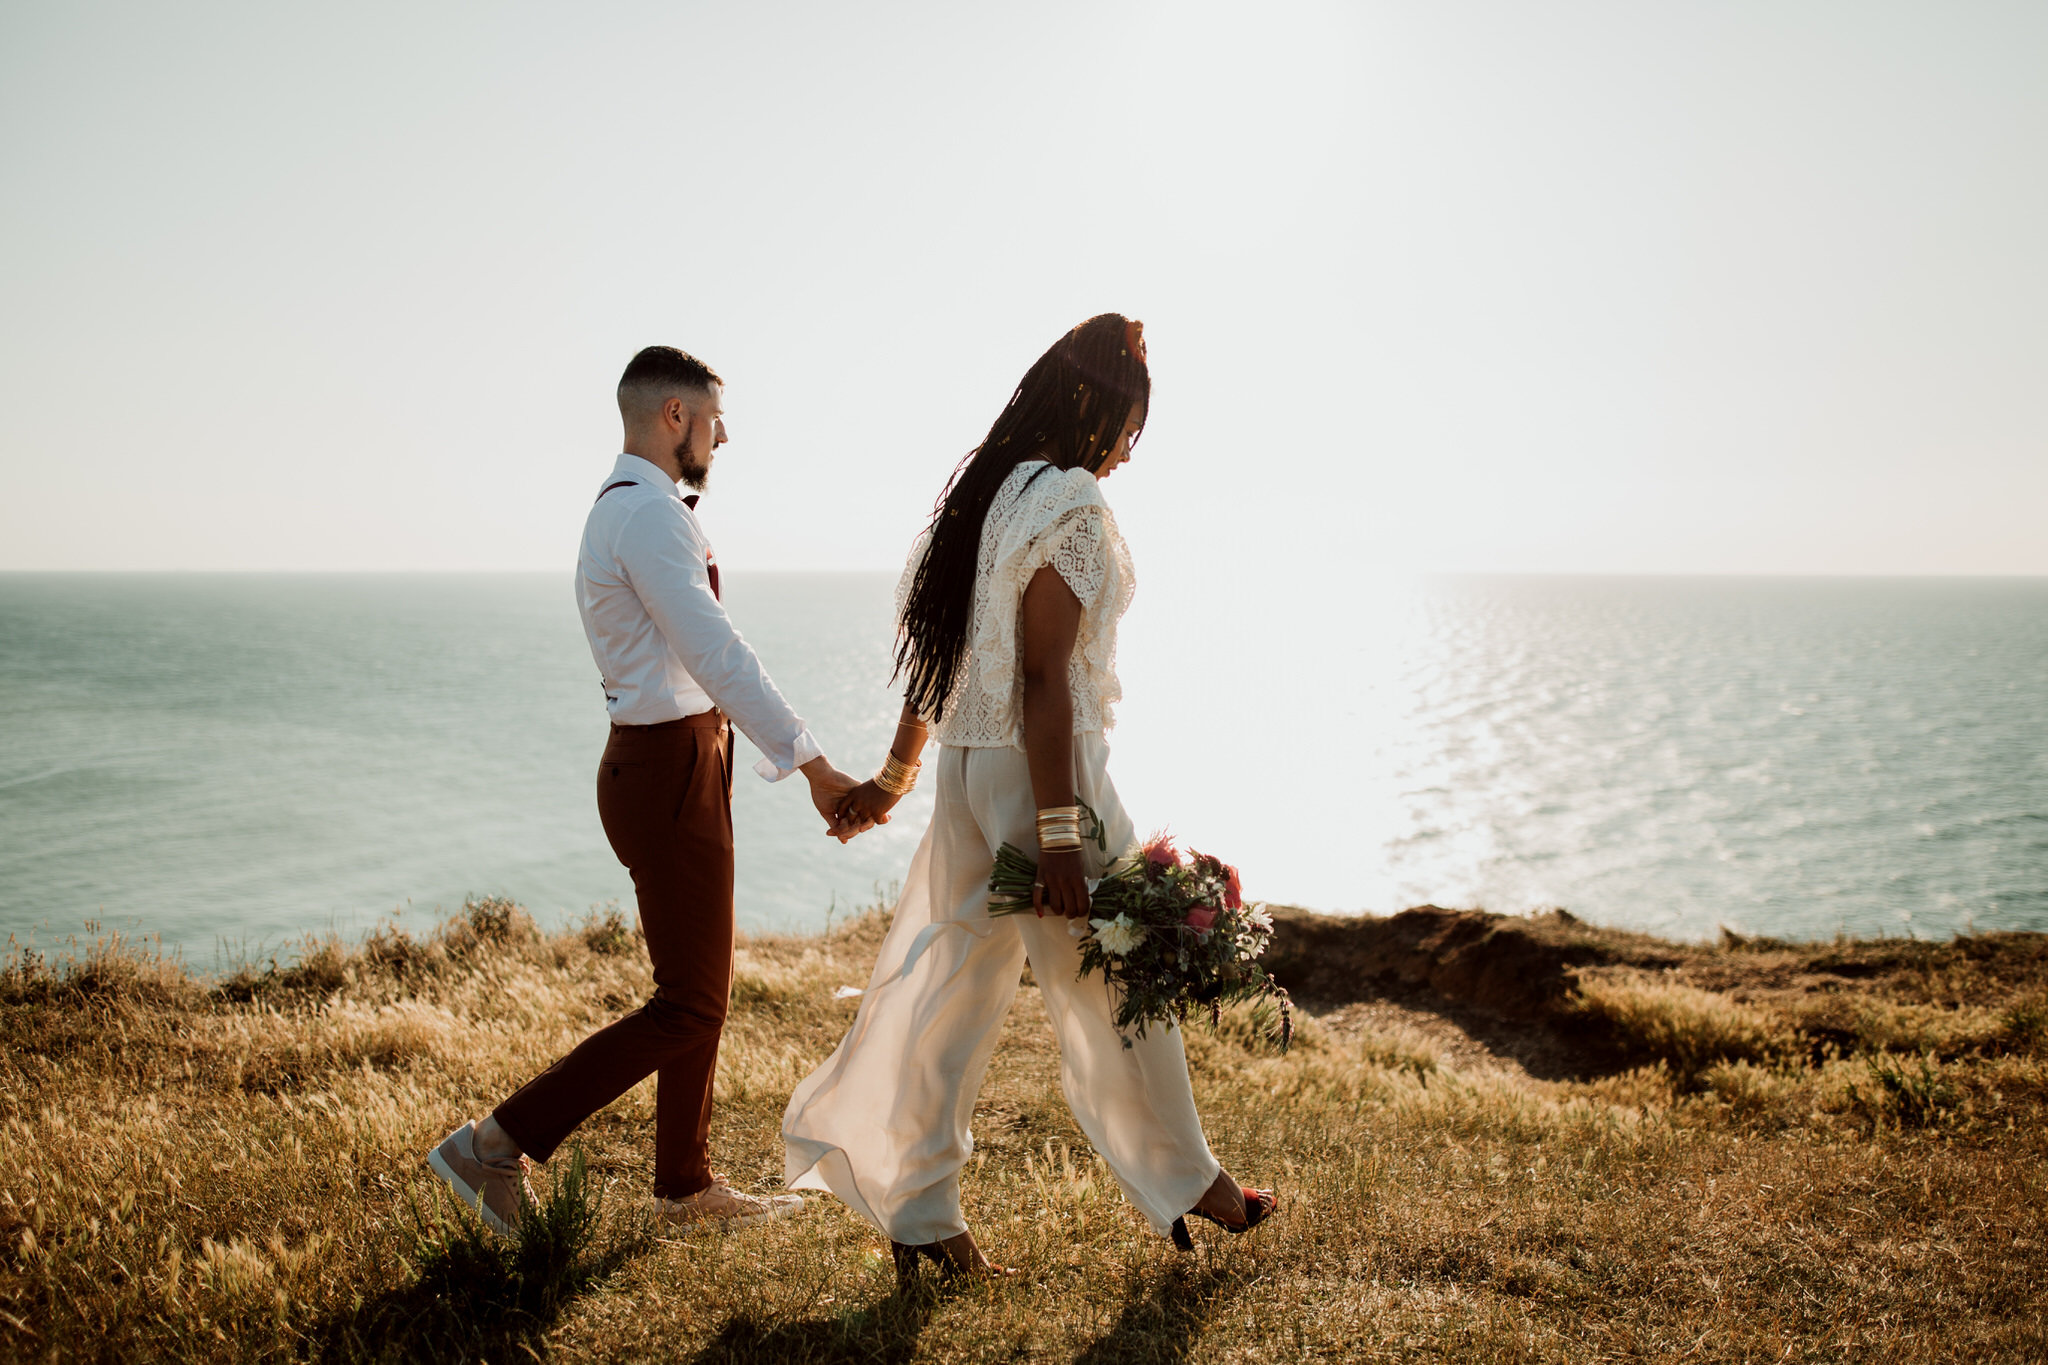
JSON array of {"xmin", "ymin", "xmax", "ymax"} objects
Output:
[{"xmin": 1170, "ymin": 1186, "xmax": 1277, "ymax": 1250}]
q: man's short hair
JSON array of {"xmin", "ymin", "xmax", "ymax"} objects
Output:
[{"xmin": 617, "ymin": 346, "xmax": 723, "ymax": 418}]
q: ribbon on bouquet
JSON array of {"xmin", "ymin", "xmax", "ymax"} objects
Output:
[{"xmin": 894, "ymin": 876, "xmax": 1104, "ymax": 981}]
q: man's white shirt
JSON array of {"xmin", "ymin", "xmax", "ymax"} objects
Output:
[{"xmin": 575, "ymin": 453, "xmax": 821, "ymax": 782}]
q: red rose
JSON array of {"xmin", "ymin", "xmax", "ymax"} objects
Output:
[
  {"xmin": 1184, "ymin": 907, "xmax": 1217, "ymax": 931},
  {"xmin": 1224, "ymin": 865, "xmax": 1243, "ymax": 910},
  {"xmin": 1142, "ymin": 832, "xmax": 1179, "ymax": 869}
]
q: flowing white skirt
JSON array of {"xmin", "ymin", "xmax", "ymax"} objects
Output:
[{"xmin": 782, "ymin": 734, "xmax": 1221, "ymax": 1244}]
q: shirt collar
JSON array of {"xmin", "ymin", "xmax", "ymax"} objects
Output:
[
  {"xmin": 605, "ymin": 454, "xmax": 708, "ymax": 508},
  {"xmin": 607, "ymin": 453, "xmax": 676, "ymax": 493}
]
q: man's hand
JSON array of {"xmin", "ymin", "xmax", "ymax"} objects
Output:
[{"xmin": 800, "ymin": 758, "xmax": 865, "ymax": 841}]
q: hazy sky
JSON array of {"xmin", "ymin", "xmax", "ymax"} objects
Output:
[{"xmin": 3, "ymin": 0, "xmax": 2043, "ymax": 580}]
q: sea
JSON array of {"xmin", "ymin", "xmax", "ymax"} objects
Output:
[{"xmin": 1, "ymin": 572, "xmax": 2043, "ymax": 968}]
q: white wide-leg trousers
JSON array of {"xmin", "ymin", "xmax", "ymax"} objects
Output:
[{"xmin": 783, "ymin": 735, "xmax": 1221, "ymax": 1244}]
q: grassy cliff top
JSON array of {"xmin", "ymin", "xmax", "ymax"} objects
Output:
[{"xmin": 2, "ymin": 900, "xmax": 2044, "ymax": 1363}]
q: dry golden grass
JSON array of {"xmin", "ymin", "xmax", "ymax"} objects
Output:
[
  {"xmin": 3, "ymin": 898, "xmax": 2045, "ymax": 1363},
  {"xmin": 1568, "ymin": 972, "xmax": 1798, "ymax": 1080}
]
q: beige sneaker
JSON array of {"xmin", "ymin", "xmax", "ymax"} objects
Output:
[
  {"xmin": 652, "ymin": 1175, "xmax": 803, "ymax": 1231},
  {"xmin": 426, "ymin": 1120, "xmax": 535, "ymax": 1236}
]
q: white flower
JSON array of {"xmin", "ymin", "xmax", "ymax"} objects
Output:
[
  {"xmin": 1246, "ymin": 904, "xmax": 1274, "ymax": 932},
  {"xmin": 1089, "ymin": 914, "xmax": 1144, "ymax": 957}
]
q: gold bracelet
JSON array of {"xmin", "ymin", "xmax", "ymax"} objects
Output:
[
  {"xmin": 875, "ymin": 751, "xmax": 921, "ymax": 796},
  {"xmin": 1036, "ymin": 804, "xmax": 1083, "ymax": 852}
]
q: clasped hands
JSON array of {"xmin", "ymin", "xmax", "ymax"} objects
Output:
[{"xmin": 800, "ymin": 759, "xmax": 901, "ymax": 844}]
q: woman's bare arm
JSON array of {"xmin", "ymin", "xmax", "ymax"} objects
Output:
[
  {"xmin": 834, "ymin": 702, "xmax": 929, "ymax": 836},
  {"xmin": 1019, "ymin": 563, "xmax": 1088, "ymax": 917}
]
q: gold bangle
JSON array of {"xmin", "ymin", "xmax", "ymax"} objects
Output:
[
  {"xmin": 1036, "ymin": 804, "xmax": 1083, "ymax": 852},
  {"xmin": 1034, "ymin": 801, "xmax": 1098, "ymax": 855},
  {"xmin": 875, "ymin": 751, "xmax": 921, "ymax": 796}
]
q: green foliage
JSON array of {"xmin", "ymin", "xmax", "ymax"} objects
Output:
[
  {"xmin": 1844, "ymin": 1052, "xmax": 1959, "ymax": 1130},
  {"xmin": 462, "ymin": 894, "xmax": 519, "ymax": 944},
  {"xmin": 316, "ymin": 1147, "xmax": 647, "ymax": 1361},
  {"xmin": 0, "ymin": 942, "xmax": 48, "ymax": 1006},
  {"xmin": 582, "ymin": 905, "xmax": 635, "ymax": 957}
]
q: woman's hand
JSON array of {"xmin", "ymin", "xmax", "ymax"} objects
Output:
[
  {"xmin": 1033, "ymin": 848, "xmax": 1091, "ymax": 919},
  {"xmin": 833, "ymin": 779, "xmax": 901, "ymax": 839}
]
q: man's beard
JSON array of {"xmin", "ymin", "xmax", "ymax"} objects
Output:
[{"xmin": 675, "ymin": 432, "xmax": 710, "ymax": 491}]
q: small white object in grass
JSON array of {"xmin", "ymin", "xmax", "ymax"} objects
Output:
[{"xmin": 832, "ymin": 985, "xmax": 863, "ymax": 999}]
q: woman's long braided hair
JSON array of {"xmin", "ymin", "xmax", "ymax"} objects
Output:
[{"xmin": 894, "ymin": 313, "xmax": 1150, "ymax": 721}]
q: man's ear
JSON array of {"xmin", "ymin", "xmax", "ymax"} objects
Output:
[{"xmin": 664, "ymin": 396, "xmax": 686, "ymax": 430}]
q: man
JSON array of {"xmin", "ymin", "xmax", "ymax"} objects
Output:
[{"xmin": 427, "ymin": 345, "xmax": 862, "ymax": 1232}]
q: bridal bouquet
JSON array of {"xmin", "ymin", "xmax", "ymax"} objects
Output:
[{"xmin": 989, "ymin": 823, "xmax": 1291, "ymax": 1049}]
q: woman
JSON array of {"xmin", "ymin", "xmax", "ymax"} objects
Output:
[{"xmin": 782, "ymin": 314, "xmax": 1274, "ymax": 1280}]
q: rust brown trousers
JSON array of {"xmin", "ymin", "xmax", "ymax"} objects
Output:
[{"xmin": 494, "ymin": 711, "xmax": 734, "ymax": 1199}]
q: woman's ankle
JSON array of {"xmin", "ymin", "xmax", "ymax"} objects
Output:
[
  {"xmin": 937, "ymin": 1229, "xmax": 985, "ymax": 1268},
  {"xmin": 1196, "ymin": 1168, "xmax": 1247, "ymax": 1224}
]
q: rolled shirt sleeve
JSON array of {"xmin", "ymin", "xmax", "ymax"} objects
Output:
[{"xmin": 615, "ymin": 500, "xmax": 822, "ymax": 782}]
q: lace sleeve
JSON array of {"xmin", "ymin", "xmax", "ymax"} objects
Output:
[
  {"xmin": 965, "ymin": 466, "xmax": 1103, "ymax": 696},
  {"xmin": 941, "ymin": 463, "xmax": 1134, "ymax": 742},
  {"xmin": 1018, "ymin": 504, "xmax": 1108, "ymax": 609}
]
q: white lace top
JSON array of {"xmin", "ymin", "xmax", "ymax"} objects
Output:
[{"xmin": 898, "ymin": 461, "xmax": 1136, "ymax": 747}]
